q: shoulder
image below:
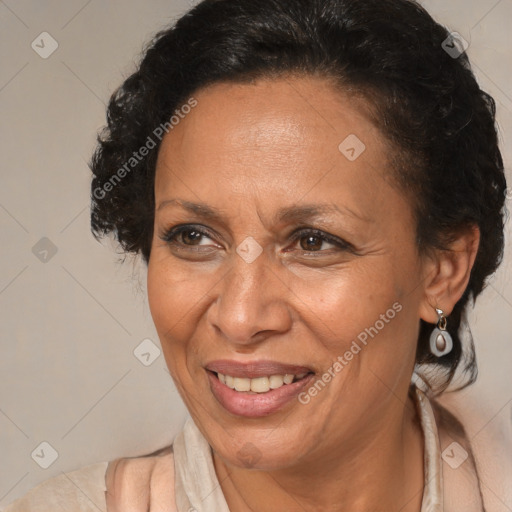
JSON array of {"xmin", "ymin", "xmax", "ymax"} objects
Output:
[
  {"xmin": 430, "ymin": 399, "xmax": 484, "ymax": 511},
  {"xmin": 3, "ymin": 445, "xmax": 177, "ymax": 512},
  {"xmin": 431, "ymin": 395, "xmax": 512, "ymax": 512},
  {"xmin": 105, "ymin": 445, "xmax": 177, "ymax": 512},
  {"xmin": 3, "ymin": 462, "xmax": 108, "ymax": 512}
]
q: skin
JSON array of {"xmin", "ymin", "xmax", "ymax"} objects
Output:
[{"xmin": 146, "ymin": 76, "xmax": 479, "ymax": 511}]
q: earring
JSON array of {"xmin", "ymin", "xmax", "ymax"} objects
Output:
[{"xmin": 429, "ymin": 308, "xmax": 453, "ymax": 357}]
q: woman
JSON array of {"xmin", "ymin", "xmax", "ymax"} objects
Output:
[{"xmin": 6, "ymin": 0, "xmax": 509, "ymax": 510}]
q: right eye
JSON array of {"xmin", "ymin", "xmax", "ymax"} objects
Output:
[{"xmin": 160, "ymin": 224, "xmax": 220, "ymax": 250}]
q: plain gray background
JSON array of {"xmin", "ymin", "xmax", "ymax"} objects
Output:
[{"xmin": 1, "ymin": 0, "xmax": 511, "ymax": 508}]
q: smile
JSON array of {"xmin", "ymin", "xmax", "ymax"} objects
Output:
[
  {"xmin": 217, "ymin": 372, "xmax": 309, "ymax": 393},
  {"xmin": 205, "ymin": 360, "xmax": 315, "ymax": 417}
]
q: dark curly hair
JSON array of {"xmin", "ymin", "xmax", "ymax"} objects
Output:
[{"xmin": 90, "ymin": 0, "xmax": 507, "ymax": 393}]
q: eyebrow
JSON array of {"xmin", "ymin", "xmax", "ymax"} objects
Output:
[{"xmin": 156, "ymin": 199, "xmax": 369, "ymax": 224}]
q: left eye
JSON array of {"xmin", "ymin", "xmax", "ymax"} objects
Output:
[
  {"xmin": 295, "ymin": 234, "xmax": 335, "ymax": 251},
  {"xmin": 289, "ymin": 229, "xmax": 346, "ymax": 253}
]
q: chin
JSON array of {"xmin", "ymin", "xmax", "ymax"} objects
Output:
[
  {"xmin": 217, "ymin": 436, "xmax": 307, "ymax": 472},
  {"xmin": 199, "ymin": 414, "xmax": 314, "ymax": 471}
]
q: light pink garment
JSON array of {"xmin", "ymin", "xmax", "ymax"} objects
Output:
[
  {"xmin": 2, "ymin": 461, "xmax": 108, "ymax": 512},
  {"xmin": 4, "ymin": 385, "xmax": 510, "ymax": 511},
  {"xmin": 171, "ymin": 386, "xmax": 445, "ymax": 511}
]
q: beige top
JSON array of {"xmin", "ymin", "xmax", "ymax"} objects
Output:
[
  {"xmin": 3, "ymin": 385, "xmax": 504, "ymax": 511},
  {"xmin": 173, "ymin": 386, "xmax": 445, "ymax": 511}
]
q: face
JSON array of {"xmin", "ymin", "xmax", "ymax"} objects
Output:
[{"xmin": 147, "ymin": 76, "xmax": 429, "ymax": 471}]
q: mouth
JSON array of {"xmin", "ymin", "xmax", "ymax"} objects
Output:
[
  {"xmin": 208, "ymin": 370, "xmax": 313, "ymax": 393},
  {"xmin": 205, "ymin": 360, "xmax": 316, "ymax": 417}
]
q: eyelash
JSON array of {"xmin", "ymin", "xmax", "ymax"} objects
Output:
[
  {"xmin": 289, "ymin": 228, "xmax": 351, "ymax": 254},
  {"xmin": 159, "ymin": 224, "xmax": 353, "ymax": 255}
]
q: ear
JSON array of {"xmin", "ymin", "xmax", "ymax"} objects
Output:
[{"xmin": 419, "ymin": 225, "xmax": 480, "ymax": 324}]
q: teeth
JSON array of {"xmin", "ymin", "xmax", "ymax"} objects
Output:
[
  {"xmin": 283, "ymin": 374, "xmax": 294, "ymax": 385},
  {"xmin": 225, "ymin": 375, "xmax": 235, "ymax": 389},
  {"xmin": 234, "ymin": 377, "xmax": 251, "ymax": 392},
  {"xmin": 269, "ymin": 375, "xmax": 284, "ymax": 389},
  {"xmin": 251, "ymin": 377, "xmax": 269, "ymax": 393},
  {"xmin": 217, "ymin": 372, "xmax": 309, "ymax": 393}
]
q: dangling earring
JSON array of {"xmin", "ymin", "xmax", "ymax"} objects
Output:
[{"xmin": 429, "ymin": 308, "xmax": 453, "ymax": 357}]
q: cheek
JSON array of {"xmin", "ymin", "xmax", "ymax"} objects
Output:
[
  {"xmin": 146, "ymin": 260, "xmax": 210, "ymax": 405},
  {"xmin": 147, "ymin": 257, "xmax": 208, "ymax": 353},
  {"xmin": 290, "ymin": 256, "xmax": 420, "ymax": 381},
  {"xmin": 289, "ymin": 262, "xmax": 400, "ymax": 339}
]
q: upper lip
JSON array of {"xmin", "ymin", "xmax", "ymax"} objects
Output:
[{"xmin": 205, "ymin": 360, "xmax": 315, "ymax": 378}]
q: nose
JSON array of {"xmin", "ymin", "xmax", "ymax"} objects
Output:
[{"xmin": 207, "ymin": 251, "xmax": 293, "ymax": 347}]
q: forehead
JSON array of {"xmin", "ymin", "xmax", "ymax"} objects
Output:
[{"xmin": 154, "ymin": 76, "xmax": 398, "ymax": 221}]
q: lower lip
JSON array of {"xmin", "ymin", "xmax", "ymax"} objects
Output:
[{"xmin": 207, "ymin": 371, "xmax": 315, "ymax": 418}]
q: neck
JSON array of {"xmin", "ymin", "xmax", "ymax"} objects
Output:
[{"xmin": 213, "ymin": 391, "xmax": 425, "ymax": 512}]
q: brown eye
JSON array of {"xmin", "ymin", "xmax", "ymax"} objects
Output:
[
  {"xmin": 160, "ymin": 225, "xmax": 217, "ymax": 249},
  {"xmin": 288, "ymin": 228, "xmax": 352, "ymax": 255},
  {"xmin": 299, "ymin": 234, "xmax": 324, "ymax": 251},
  {"xmin": 180, "ymin": 229, "xmax": 205, "ymax": 245}
]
